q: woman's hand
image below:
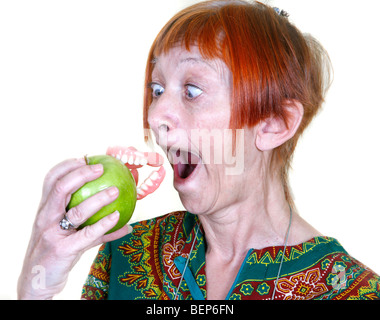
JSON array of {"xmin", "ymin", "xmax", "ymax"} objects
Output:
[{"xmin": 17, "ymin": 157, "xmax": 132, "ymax": 300}]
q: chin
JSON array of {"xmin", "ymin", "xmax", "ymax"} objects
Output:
[
  {"xmin": 178, "ymin": 193, "xmax": 207, "ymax": 215},
  {"xmin": 175, "ymin": 176, "xmax": 220, "ymax": 216},
  {"xmin": 175, "ymin": 180, "xmax": 206, "ymax": 214}
]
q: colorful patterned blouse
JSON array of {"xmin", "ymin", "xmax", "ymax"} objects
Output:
[{"xmin": 81, "ymin": 211, "xmax": 380, "ymax": 300}]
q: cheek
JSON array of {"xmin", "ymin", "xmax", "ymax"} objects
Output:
[{"xmin": 191, "ymin": 89, "xmax": 231, "ymax": 128}]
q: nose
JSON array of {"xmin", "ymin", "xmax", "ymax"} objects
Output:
[{"xmin": 147, "ymin": 93, "xmax": 181, "ymax": 146}]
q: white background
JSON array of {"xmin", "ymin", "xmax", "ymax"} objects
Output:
[{"xmin": 0, "ymin": 0, "xmax": 379, "ymax": 300}]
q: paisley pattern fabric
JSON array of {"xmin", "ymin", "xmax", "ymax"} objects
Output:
[{"xmin": 81, "ymin": 211, "xmax": 380, "ymax": 300}]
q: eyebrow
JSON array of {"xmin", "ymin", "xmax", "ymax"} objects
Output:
[
  {"xmin": 180, "ymin": 57, "xmax": 217, "ymax": 71},
  {"xmin": 152, "ymin": 56, "xmax": 217, "ymax": 72},
  {"xmin": 179, "ymin": 57, "xmax": 205, "ymax": 64}
]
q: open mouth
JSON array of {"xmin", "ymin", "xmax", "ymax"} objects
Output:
[{"xmin": 170, "ymin": 149, "xmax": 201, "ymax": 180}]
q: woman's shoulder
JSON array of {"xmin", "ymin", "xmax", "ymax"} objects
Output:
[
  {"xmin": 290, "ymin": 236, "xmax": 380, "ymax": 300},
  {"xmin": 82, "ymin": 211, "xmax": 192, "ymax": 300},
  {"xmin": 327, "ymin": 245, "xmax": 380, "ymax": 300}
]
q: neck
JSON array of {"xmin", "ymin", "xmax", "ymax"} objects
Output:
[{"xmin": 198, "ymin": 173, "xmax": 296, "ymax": 263}]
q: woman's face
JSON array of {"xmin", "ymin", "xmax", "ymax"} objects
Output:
[{"xmin": 148, "ymin": 45, "xmax": 256, "ymax": 215}]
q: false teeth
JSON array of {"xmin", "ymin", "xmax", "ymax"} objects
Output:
[
  {"xmin": 135, "ymin": 166, "xmax": 165, "ymax": 199},
  {"xmin": 107, "ymin": 146, "xmax": 166, "ymax": 200}
]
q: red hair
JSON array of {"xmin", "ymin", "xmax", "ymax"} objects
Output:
[{"xmin": 143, "ymin": 0, "xmax": 332, "ymax": 203}]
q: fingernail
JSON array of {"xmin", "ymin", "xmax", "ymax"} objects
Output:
[
  {"xmin": 91, "ymin": 164, "xmax": 103, "ymax": 172},
  {"xmin": 107, "ymin": 186, "xmax": 119, "ymax": 197},
  {"xmin": 127, "ymin": 224, "xmax": 133, "ymax": 234},
  {"xmin": 109, "ymin": 210, "xmax": 120, "ymax": 220}
]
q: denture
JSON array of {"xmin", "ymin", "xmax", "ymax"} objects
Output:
[{"xmin": 106, "ymin": 146, "xmax": 166, "ymax": 200}]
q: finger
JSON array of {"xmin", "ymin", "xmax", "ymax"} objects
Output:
[
  {"xmin": 101, "ymin": 223, "xmax": 133, "ymax": 243},
  {"xmin": 41, "ymin": 158, "xmax": 86, "ymax": 204},
  {"xmin": 70, "ymin": 211, "xmax": 132, "ymax": 251},
  {"xmin": 45, "ymin": 163, "xmax": 104, "ymax": 219},
  {"xmin": 65, "ymin": 186, "xmax": 119, "ymax": 228}
]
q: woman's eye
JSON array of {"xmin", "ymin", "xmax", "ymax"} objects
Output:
[
  {"xmin": 151, "ymin": 83, "xmax": 164, "ymax": 98},
  {"xmin": 185, "ymin": 85, "xmax": 202, "ymax": 99}
]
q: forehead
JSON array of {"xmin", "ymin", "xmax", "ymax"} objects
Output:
[{"xmin": 152, "ymin": 45, "xmax": 230, "ymax": 80}]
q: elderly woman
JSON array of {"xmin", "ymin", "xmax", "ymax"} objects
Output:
[{"xmin": 18, "ymin": 0, "xmax": 379, "ymax": 300}]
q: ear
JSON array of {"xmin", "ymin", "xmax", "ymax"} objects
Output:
[{"xmin": 256, "ymin": 100, "xmax": 304, "ymax": 151}]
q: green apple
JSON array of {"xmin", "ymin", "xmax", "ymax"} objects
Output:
[{"xmin": 67, "ymin": 155, "xmax": 137, "ymax": 234}]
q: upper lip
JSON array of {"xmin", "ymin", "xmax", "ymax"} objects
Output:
[
  {"xmin": 166, "ymin": 147, "xmax": 202, "ymax": 166},
  {"xmin": 166, "ymin": 148, "xmax": 201, "ymax": 180}
]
